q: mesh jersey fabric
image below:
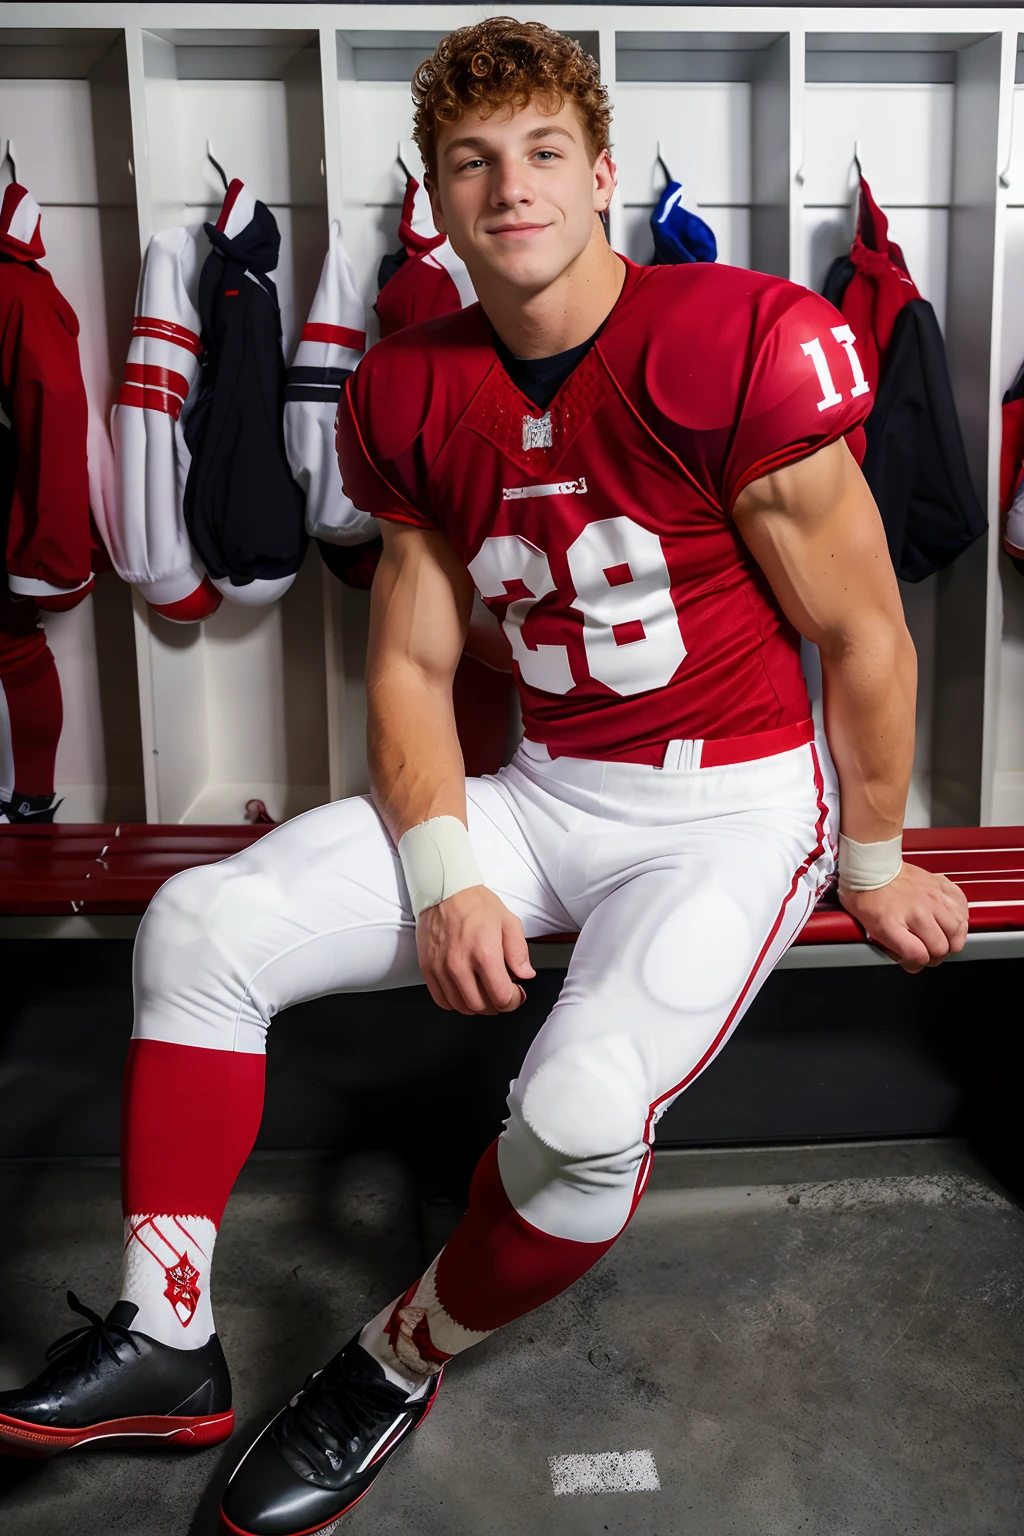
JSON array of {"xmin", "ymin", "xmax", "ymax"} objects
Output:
[
  {"xmin": 341, "ymin": 259, "xmax": 869, "ymax": 528},
  {"xmin": 491, "ymin": 327, "xmax": 601, "ymax": 412},
  {"xmin": 339, "ymin": 258, "xmax": 870, "ymax": 762}
]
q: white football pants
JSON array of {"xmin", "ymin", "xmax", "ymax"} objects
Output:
[{"xmin": 134, "ymin": 736, "xmax": 837, "ymax": 1246}]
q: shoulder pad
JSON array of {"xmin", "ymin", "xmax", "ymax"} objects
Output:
[{"xmin": 354, "ymin": 305, "xmax": 492, "ymax": 460}]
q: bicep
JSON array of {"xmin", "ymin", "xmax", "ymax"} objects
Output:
[
  {"xmin": 732, "ymin": 438, "xmax": 904, "ymax": 649},
  {"xmin": 368, "ymin": 522, "xmax": 473, "ymax": 688}
]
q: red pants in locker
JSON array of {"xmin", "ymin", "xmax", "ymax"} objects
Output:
[{"xmin": 0, "ymin": 589, "xmax": 63, "ymax": 815}]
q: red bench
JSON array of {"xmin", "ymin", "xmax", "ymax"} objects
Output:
[
  {"xmin": 0, "ymin": 824, "xmax": 268, "ymax": 917},
  {"xmin": 1, "ymin": 824, "xmax": 1022, "ymax": 941}
]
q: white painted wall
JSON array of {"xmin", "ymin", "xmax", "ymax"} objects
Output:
[{"xmin": 2, "ymin": 6, "xmax": 1020, "ymax": 826}]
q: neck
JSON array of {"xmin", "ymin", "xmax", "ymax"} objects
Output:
[{"xmin": 475, "ymin": 228, "xmax": 625, "ymax": 360}]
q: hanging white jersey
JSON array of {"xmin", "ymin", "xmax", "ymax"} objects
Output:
[
  {"xmin": 283, "ymin": 221, "xmax": 373, "ymax": 546},
  {"xmin": 108, "ymin": 227, "xmax": 221, "ymax": 623}
]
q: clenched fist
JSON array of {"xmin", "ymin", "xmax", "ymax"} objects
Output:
[{"xmin": 839, "ymin": 862, "xmax": 969, "ymax": 972}]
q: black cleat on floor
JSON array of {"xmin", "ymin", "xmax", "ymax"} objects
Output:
[
  {"xmin": 220, "ymin": 1336, "xmax": 442, "ymax": 1535},
  {"xmin": 0, "ymin": 1291, "xmax": 233, "ymax": 1457}
]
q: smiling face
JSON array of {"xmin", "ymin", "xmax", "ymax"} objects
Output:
[{"xmin": 427, "ymin": 96, "xmax": 616, "ymax": 299}]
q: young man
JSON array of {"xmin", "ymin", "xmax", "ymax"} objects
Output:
[{"xmin": 0, "ymin": 19, "xmax": 968, "ymax": 1535}]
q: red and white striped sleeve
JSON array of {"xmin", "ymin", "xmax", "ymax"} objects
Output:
[
  {"xmin": 283, "ymin": 220, "xmax": 373, "ymax": 547},
  {"xmin": 106, "ymin": 227, "xmax": 221, "ymax": 623}
]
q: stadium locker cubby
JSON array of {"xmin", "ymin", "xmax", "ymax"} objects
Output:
[
  {"xmin": 129, "ymin": 25, "xmax": 332, "ymax": 824},
  {"xmin": 0, "ymin": 6, "xmax": 1022, "ymax": 830},
  {"xmin": 0, "ymin": 27, "xmax": 145, "ymax": 821},
  {"xmin": 997, "ymin": 31, "xmax": 1024, "ymax": 826}
]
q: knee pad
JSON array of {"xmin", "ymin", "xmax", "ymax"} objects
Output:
[
  {"xmin": 134, "ymin": 863, "xmax": 263, "ymax": 1046},
  {"xmin": 138, "ymin": 863, "xmax": 230, "ymax": 965},
  {"xmin": 518, "ymin": 1034, "xmax": 650, "ymax": 1162},
  {"xmin": 641, "ymin": 886, "xmax": 753, "ymax": 1014}
]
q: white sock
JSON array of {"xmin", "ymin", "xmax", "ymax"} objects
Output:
[
  {"xmin": 120, "ymin": 1214, "xmax": 217, "ymax": 1350},
  {"xmin": 359, "ymin": 1300, "xmax": 432, "ymax": 1398}
]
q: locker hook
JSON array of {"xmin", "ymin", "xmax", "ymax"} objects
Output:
[
  {"xmin": 656, "ymin": 141, "xmax": 674, "ymax": 185},
  {"xmin": 0, "ymin": 138, "xmax": 17, "ymax": 184},
  {"xmin": 852, "ymin": 140, "xmax": 864, "ymax": 179},
  {"xmin": 396, "ymin": 141, "xmax": 415, "ymax": 182},
  {"xmin": 205, "ymin": 139, "xmax": 230, "ymax": 194}
]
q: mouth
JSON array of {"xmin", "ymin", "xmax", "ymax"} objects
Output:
[{"xmin": 486, "ymin": 223, "xmax": 549, "ymax": 241}]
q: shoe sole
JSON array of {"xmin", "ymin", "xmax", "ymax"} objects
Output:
[
  {"xmin": 219, "ymin": 1374, "xmax": 442, "ymax": 1535},
  {"xmin": 0, "ymin": 1408, "xmax": 235, "ymax": 1458}
]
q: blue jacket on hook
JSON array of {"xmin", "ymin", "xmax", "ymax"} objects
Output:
[{"xmin": 650, "ymin": 181, "xmax": 717, "ymax": 266}]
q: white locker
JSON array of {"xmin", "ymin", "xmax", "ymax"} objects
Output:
[
  {"xmin": 1, "ymin": 27, "xmax": 145, "ymax": 819},
  {"xmin": 128, "ymin": 25, "xmax": 330, "ymax": 823},
  {"xmin": 2, "ymin": 6, "xmax": 1021, "ymax": 828}
]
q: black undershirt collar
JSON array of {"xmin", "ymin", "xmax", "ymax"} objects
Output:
[{"xmin": 492, "ymin": 324, "xmax": 603, "ymax": 412}]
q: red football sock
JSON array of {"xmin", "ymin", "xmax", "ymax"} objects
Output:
[
  {"xmin": 119, "ymin": 1039, "xmax": 265, "ymax": 1346},
  {"xmin": 363, "ymin": 1138, "xmax": 651, "ymax": 1383},
  {"xmin": 121, "ymin": 1038, "xmax": 266, "ymax": 1223},
  {"xmin": 434, "ymin": 1138, "xmax": 630, "ymax": 1332}
]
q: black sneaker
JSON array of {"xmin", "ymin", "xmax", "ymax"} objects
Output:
[
  {"xmin": 220, "ymin": 1336, "xmax": 442, "ymax": 1535},
  {"xmin": 0, "ymin": 790, "xmax": 62, "ymax": 824},
  {"xmin": 0, "ymin": 1291, "xmax": 233, "ymax": 1456}
]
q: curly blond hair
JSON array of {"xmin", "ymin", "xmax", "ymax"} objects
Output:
[{"xmin": 412, "ymin": 18, "xmax": 611, "ymax": 178}]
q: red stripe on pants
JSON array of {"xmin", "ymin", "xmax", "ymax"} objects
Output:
[
  {"xmin": 120, "ymin": 1039, "xmax": 265, "ymax": 1223},
  {"xmin": 433, "ymin": 1138, "xmax": 649, "ymax": 1335}
]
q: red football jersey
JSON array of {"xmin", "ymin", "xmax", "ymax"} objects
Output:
[{"xmin": 339, "ymin": 258, "xmax": 872, "ymax": 763}]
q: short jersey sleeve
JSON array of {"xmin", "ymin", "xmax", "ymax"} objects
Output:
[
  {"xmin": 336, "ymin": 347, "xmax": 436, "ymax": 531},
  {"xmin": 721, "ymin": 288, "xmax": 872, "ymax": 511}
]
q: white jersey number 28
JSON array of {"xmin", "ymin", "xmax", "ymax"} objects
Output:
[{"xmin": 467, "ymin": 516, "xmax": 686, "ymax": 697}]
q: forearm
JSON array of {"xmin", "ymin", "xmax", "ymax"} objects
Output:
[
  {"xmin": 819, "ymin": 619, "xmax": 917, "ymax": 842},
  {"xmin": 367, "ymin": 658, "xmax": 467, "ymax": 844},
  {"xmin": 735, "ymin": 429, "xmax": 965, "ymax": 968},
  {"xmin": 364, "ymin": 523, "xmax": 473, "ymax": 846}
]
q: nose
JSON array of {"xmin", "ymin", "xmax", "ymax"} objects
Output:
[{"xmin": 489, "ymin": 153, "xmax": 533, "ymax": 211}]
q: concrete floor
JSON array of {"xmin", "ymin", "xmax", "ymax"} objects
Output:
[{"xmin": 0, "ymin": 1140, "xmax": 1021, "ymax": 1536}]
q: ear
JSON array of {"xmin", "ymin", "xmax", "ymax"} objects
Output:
[
  {"xmin": 593, "ymin": 149, "xmax": 617, "ymax": 214},
  {"xmin": 424, "ymin": 172, "xmax": 447, "ymax": 236}
]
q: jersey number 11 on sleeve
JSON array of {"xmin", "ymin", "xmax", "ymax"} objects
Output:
[{"xmin": 801, "ymin": 325, "xmax": 870, "ymax": 412}]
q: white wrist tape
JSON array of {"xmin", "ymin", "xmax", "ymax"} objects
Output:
[
  {"xmin": 398, "ymin": 816, "xmax": 485, "ymax": 917},
  {"xmin": 838, "ymin": 833, "xmax": 904, "ymax": 892}
]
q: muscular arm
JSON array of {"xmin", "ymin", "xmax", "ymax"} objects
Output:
[
  {"xmin": 367, "ymin": 522, "xmax": 533, "ymax": 1012},
  {"xmin": 733, "ymin": 439, "xmax": 968, "ymax": 970},
  {"xmin": 367, "ymin": 522, "xmax": 472, "ymax": 841}
]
